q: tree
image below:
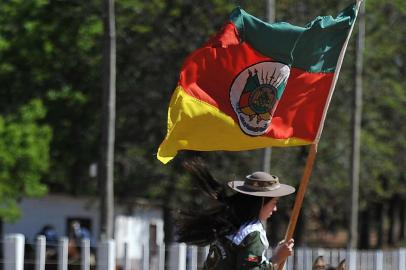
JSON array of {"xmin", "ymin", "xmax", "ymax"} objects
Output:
[
  {"xmin": 0, "ymin": 0, "xmax": 103, "ymax": 194},
  {"xmin": 0, "ymin": 100, "xmax": 51, "ymax": 223},
  {"xmin": 0, "ymin": 0, "xmax": 404, "ymax": 248}
]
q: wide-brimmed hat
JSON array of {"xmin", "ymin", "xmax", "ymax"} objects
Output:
[{"xmin": 227, "ymin": 171, "xmax": 295, "ymax": 197}]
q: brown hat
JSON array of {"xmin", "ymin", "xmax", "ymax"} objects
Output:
[{"xmin": 227, "ymin": 171, "xmax": 295, "ymax": 197}]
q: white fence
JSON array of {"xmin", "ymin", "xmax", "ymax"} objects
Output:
[{"xmin": 2, "ymin": 234, "xmax": 406, "ymax": 270}]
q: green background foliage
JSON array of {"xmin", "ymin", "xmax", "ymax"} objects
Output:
[
  {"xmin": 0, "ymin": 0, "xmax": 404, "ymax": 247},
  {"xmin": 0, "ymin": 100, "xmax": 51, "ymax": 221}
]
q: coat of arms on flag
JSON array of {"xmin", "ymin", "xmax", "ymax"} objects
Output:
[
  {"xmin": 230, "ymin": 61, "xmax": 290, "ymax": 136},
  {"xmin": 157, "ymin": 2, "xmax": 359, "ymax": 164}
]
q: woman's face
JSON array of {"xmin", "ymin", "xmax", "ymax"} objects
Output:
[{"xmin": 259, "ymin": 197, "xmax": 279, "ymax": 221}]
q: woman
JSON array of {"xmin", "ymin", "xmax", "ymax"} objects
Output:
[{"xmin": 176, "ymin": 160, "xmax": 295, "ymax": 269}]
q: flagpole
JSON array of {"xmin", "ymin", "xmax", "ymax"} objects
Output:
[
  {"xmin": 277, "ymin": 3, "xmax": 362, "ymax": 268},
  {"xmin": 277, "ymin": 143, "xmax": 318, "ymax": 270}
]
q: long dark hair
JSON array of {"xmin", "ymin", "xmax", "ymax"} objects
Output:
[{"xmin": 176, "ymin": 159, "xmax": 268, "ymax": 246}]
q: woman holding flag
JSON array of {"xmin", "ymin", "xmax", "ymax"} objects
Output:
[
  {"xmin": 169, "ymin": 2, "xmax": 362, "ymax": 268},
  {"xmin": 176, "ymin": 160, "xmax": 295, "ymax": 269}
]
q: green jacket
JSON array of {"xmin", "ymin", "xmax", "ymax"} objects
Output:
[{"xmin": 203, "ymin": 221, "xmax": 276, "ymax": 270}]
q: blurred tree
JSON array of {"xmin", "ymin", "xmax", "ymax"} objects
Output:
[
  {"xmin": 360, "ymin": 0, "xmax": 406, "ymax": 247},
  {"xmin": 0, "ymin": 100, "xmax": 51, "ymax": 224},
  {"xmin": 0, "ymin": 0, "xmax": 404, "ymax": 248},
  {"xmin": 0, "ymin": 0, "xmax": 102, "ymax": 194}
]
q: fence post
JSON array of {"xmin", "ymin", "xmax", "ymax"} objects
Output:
[
  {"xmin": 304, "ymin": 248, "xmax": 312, "ymax": 270},
  {"xmin": 58, "ymin": 237, "xmax": 69, "ymax": 270},
  {"xmin": 286, "ymin": 254, "xmax": 294, "ymax": 270},
  {"xmin": 158, "ymin": 243, "xmax": 165, "ymax": 270},
  {"xmin": 97, "ymin": 239, "xmax": 116, "ymax": 270},
  {"xmin": 294, "ymin": 247, "xmax": 303, "ymax": 270},
  {"xmin": 347, "ymin": 249, "xmax": 357, "ymax": 270},
  {"xmin": 35, "ymin": 235, "xmax": 46, "ymax": 270},
  {"xmin": 4, "ymin": 234, "xmax": 25, "ymax": 270},
  {"xmin": 142, "ymin": 242, "xmax": 150, "ymax": 270},
  {"xmin": 123, "ymin": 242, "xmax": 131, "ymax": 270},
  {"xmin": 375, "ymin": 250, "xmax": 385, "ymax": 270},
  {"xmin": 187, "ymin": 246, "xmax": 198, "ymax": 270},
  {"xmin": 169, "ymin": 243, "xmax": 187, "ymax": 270},
  {"xmin": 399, "ymin": 248, "xmax": 406, "ymax": 270},
  {"xmin": 81, "ymin": 239, "xmax": 91, "ymax": 270}
]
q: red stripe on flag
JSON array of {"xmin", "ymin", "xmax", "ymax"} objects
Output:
[
  {"xmin": 268, "ymin": 69, "xmax": 333, "ymax": 141},
  {"xmin": 178, "ymin": 22, "xmax": 334, "ymax": 143},
  {"xmin": 179, "ymin": 34, "xmax": 270, "ymax": 118}
]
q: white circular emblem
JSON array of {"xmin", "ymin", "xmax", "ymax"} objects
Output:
[{"xmin": 229, "ymin": 61, "xmax": 290, "ymax": 136}]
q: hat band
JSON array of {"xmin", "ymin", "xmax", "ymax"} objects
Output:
[{"xmin": 242, "ymin": 179, "xmax": 280, "ymax": 191}]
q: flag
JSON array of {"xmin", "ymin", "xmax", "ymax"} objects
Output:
[{"xmin": 157, "ymin": 2, "xmax": 360, "ymax": 164}]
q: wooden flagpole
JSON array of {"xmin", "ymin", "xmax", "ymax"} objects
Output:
[
  {"xmin": 278, "ymin": 143, "xmax": 318, "ymax": 270},
  {"xmin": 277, "ymin": 2, "xmax": 362, "ymax": 269}
]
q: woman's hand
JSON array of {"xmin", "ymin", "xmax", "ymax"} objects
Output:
[{"xmin": 270, "ymin": 238, "xmax": 294, "ymax": 265}]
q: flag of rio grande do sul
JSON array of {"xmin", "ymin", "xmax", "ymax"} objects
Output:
[{"xmin": 157, "ymin": 2, "xmax": 360, "ymax": 164}]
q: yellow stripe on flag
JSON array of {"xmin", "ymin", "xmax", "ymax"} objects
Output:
[{"xmin": 157, "ymin": 86, "xmax": 311, "ymax": 164}]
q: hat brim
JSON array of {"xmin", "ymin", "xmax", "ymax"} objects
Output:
[{"xmin": 227, "ymin": 181, "xmax": 295, "ymax": 197}]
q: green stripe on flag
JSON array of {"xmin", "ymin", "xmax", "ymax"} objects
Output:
[
  {"xmin": 292, "ymin": 3, "xmax": 357, "ymax": 72},
  {"xmin": 230, "ymin": 2, "xmax": 357, "ymax": 73},
  {"xmin": 231, "ymin": 8, "xmax": 302, "ymax": 65}
]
